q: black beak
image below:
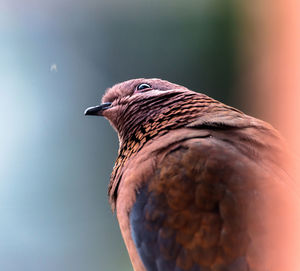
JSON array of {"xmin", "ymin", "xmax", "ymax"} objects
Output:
[{"xmin": 84, "ymin": 102, "xmax": 112, "ymax": 116}]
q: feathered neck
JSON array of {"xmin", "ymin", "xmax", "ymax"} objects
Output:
[{"xmin": 108, "ymin": 90, "xmax": 243, "ymax": 209}]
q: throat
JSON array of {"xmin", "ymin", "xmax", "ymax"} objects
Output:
[{"xmin": 108, "ymin": 124, "xmax": 157, "ymax": 210}]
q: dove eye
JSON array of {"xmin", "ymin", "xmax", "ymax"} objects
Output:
[{"xmin": 137, "ymin": 83, "xmax": 152, "ymax": 91}]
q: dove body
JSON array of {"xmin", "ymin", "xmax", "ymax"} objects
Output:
[{"xmin": 85, "ymin": 78, "xmax": 299, "ymax": 271}]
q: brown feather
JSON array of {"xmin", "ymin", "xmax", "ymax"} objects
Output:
[{"xmin": 92, "ymin": 78, "xmax": 299, "ymax": 271}]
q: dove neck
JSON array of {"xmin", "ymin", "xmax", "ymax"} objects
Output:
[
  {"xmin": 108, "ymin": 92, "xmax": 236, "ymax": 208},
  {"xmin": 116, "ymin": 92, "xmax": 236, "ymax": 149}
]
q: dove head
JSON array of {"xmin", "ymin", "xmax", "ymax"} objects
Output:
[
  {"xmin": 102, "ymin": 78, "xmax": 185, "ymax": 106},
  {"xmin": 85, "ymin": 78, "xmax": 194, "ymax": 143}
]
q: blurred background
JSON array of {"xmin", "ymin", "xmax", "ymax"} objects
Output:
[{"xmin": 0, "ymin": 0, "xmax": 299, "ymax": 270}]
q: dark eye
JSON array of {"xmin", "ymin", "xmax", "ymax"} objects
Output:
[{"xmin": 137, "ymin": 83, "xmax": 151, "ymax": 91}]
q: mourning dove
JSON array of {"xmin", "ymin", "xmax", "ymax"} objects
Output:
[{"xmin": 85, "ymin": 78, "xmax": 299, "ymax": 271}]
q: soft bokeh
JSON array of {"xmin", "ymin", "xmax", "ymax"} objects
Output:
[{"xmin": 1, "ymin": 0, "xmax": 299, "ymax": 270}]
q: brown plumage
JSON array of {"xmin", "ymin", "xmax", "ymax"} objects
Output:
[{"xmin": 85, "ymin": 78, "xmax": 299, "ymax": 271}]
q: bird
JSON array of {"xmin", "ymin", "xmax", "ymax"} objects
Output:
[{"xmin": 85, "ymin": 78, "xmax": 299, "ymax": 271}]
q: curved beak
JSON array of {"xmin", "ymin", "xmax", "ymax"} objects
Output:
[{"xmin": 84, "ymin": 102, "xmax": 112, "ymax": 116}]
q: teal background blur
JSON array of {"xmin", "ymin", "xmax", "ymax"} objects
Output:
[{"xmin": 1, "ymin": 0, "xmax": 244, "ymax": 270}]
